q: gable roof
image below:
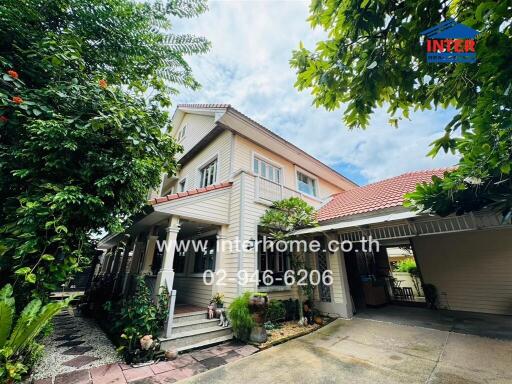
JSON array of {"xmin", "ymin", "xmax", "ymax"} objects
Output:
[
  {"xmin": 173, "ymin": 104, "xmax": 358, "ymax": 191},
  {"xmin": 317, "ymin": 168, "xmax": 454, "ymax": 222}
]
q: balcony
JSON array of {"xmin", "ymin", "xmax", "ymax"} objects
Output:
[{"xmin": 255, "ymin": 176, "xmax": 322, "ymax": 207}]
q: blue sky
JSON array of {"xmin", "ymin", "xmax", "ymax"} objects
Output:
[{"xmin": 173, "ymin": 0, "xmax": 458, "ymax": 186}]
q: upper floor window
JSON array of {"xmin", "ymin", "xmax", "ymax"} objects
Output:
[
  {"xmin": 254, "ymin": 157, "xmax": 281, "ymax": 184},
  {"xmin": 178, "ymin": 179, "xmax": 186, "ymax": 192},
  {"xmin": 178, "ymin": 125, "xmax": 187, "ymax": 141},
  {"xmin": 199, "ymin": 158, "xmax": 217, "ymax": 188},
  {"xmin": 297, "ymin": 171, "xmax": 317, "ymax": 197}
]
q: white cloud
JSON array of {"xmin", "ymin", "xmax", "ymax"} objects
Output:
[{"xmin": 173, "ymin": 0, "xmax": 458, "ymax": 184}]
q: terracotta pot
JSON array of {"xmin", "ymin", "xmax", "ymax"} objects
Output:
[
  {"xmin": 248, "ymin": 294, "xmax": 268, "ymax": 344},
  {"xmin": 248, "ymin": 294, "xmax": 268, "ymax": 325}
]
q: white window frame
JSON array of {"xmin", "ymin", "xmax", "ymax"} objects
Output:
[
  {"xmin": 251, "ymin": 152, "xmax": 284, "ymax": 185},
  {"xmin": 178, "ymin": 178, "xmax": 187, "ymax": 193},
  {"xmin": 295, "ymin": 167, "xmax": 319, "ymax": 198},
  {"xmin": 197, "ymin": 154, "xmax": 219, "ymax": 188}
]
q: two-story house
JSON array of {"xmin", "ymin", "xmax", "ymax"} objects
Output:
[{"xmin": 96, "ymin": 104, "xmax": 357, "ymax": 351}]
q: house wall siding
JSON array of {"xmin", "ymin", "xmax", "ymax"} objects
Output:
[
  {"xmin": 174, "ymin": 113, "xmax": 216, "ymax": 156},
  {"xmin": 413, "ymin": 228, "xmax": 512, "ymax": 315},
  {"xmin": 177, "ymin": 130, "xmax": 232, "ymax": 190}
]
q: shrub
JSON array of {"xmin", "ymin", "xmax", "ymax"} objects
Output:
[
  {"xmin": 267, "ymin": 300, "xmax": 286, "ymax": 324},
  {"xmin": 0, "ymin": 284, "xmax": 70, "ymax": 382},
  {"xmin": 394, "ymin": 259, "xmax": 417, "ymax": 274},
  {"xmin": 227, "ymin": 292, "xmax": 254, "ymax": 342},
  {"xmin": 283, "ymin": 299, "xmax": 300, "ymax": 321},
  {"xmin": 104, "ymin": 277, "xmax": 169, "ymax": 364}
]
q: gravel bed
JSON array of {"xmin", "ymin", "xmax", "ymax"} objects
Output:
[
  {"xmin": 30, "ymin": 311, "xmax": 121, "ymax": 381},
  {"xmin": 259, "ymin": 321, "xmax": 322, "ymax": 349}
]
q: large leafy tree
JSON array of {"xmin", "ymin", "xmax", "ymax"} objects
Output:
[
  {"xmin": 0, "ymin": 0, "xmax": 210, "ymax": 301},
  {"xmin": 291, "ymin": 0, "xmax": 512, "ymax": 218}
]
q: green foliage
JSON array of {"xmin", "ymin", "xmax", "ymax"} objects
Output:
[
  {"xmin": 291, "ymin": 0, "xmax": 512, "ymax": 217},
  {"xmin": 260, "ymin": 198, "xmax": 318, "ymax": 319},
  {"xmin": 227, "ymin": 292, "xmax": 254, "ymax": 342},
  {"xmin": 104, "ymin": 277, "xmax": 169, "ymax": 364},
  {"xmin": 212, "ymin": 292, "xmax": 224, "ymax": 306},
  {"xmin": 266, "ymin": 299, "xmax": 286, "ymax": 324},
  {"xmin": 0, "ymin": 0, "xmax": 209, "ymax": 301},
  {"xmin": 259, "ymin": 197, "xmax": 318, "ymax": 240},
  {"xmin": 0, "ymin": 284, "xmax": 70, "ymax": 382},
  {"xmin": 394, "ymin": 259, "xmax": 417, "ymax": 274}
]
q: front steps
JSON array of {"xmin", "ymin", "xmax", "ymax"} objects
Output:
[{"xmin": 161, "ymin": 311, "xmax": 233, "ymax": 352}]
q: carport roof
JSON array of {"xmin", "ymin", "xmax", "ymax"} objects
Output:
[{"xmin": 317, "ymin": 168, "xmax": 454, "ymax": 223}]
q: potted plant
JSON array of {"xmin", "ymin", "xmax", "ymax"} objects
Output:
[
  {"xmin": 248, "ymin": 292, "xmax": 268, "ymax": 343},
  {"xmin": 212, "ymin": 292, "xmax": 224, "ymax": 308}
]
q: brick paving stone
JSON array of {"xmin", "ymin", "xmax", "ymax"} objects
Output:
[
  {"xmin": 150, "ymin": 361, "xmax": 177, "ymax": 375},
  {"xmin": 123, "ymin": 366, "xmax": 154, "ymax": 383},
  {"xmin": 190, "ymin": 349, "xmax": 216, "ymax": 361},
  {"xmin": 55, "ymin": 334, "xmax": 82, "ymax": 341},
  {"xmin": 207, "ymin": 344, "xmax": 237, "ymax": 356},
  {"xmin": 63, "ymin": 355, "xmax": 99, "ymax": 368},
  {"xmin": 218, "ymin": 350, "xmax": 243, "ymax": 363},
  {"xmin": 198, "ymin": 356, "xmax": 227, "ymax": 370},
  {"xmin": 54, "ymin": 369, "xmax": 91, "ymax": 384},
  {"xmin": 235, "ymin": 345, "xmax": 258, "ymax": 356},
  {"xmin": 90, "ymin": 364, "xmax": 126, "ymax": 384},
  {"xmin": 62, "ymin": 346, "xmax": 93, "ymax": 355},
  {"xmin": 172, "ymin": 363, "xmax": 208, "ymax": 380},
  {"xmin": 119, "ymin": 363, "xmax": 132, "ymax": 370},
  {"xmin": 171, "ymin": 355, "xmax": 195, "ymax": 368},
  {"xmin": 57, "ymin": 340, "xmax": 85, "ymax": 348}
]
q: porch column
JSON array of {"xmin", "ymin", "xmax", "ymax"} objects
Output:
[
  {"xmin": 326, "ymin": 233, "xmax": 354, "ymax": 318},
  {"xmin": 155, "ymin": 216, "xmax": 180, "ymax": 296},
  {"xmin": 141, "ymin": 229, "xmax": 158, "ymax": 275},
  {"xmin": 214, "ymin": 225, "xmax": 228, "ymax": 295}
]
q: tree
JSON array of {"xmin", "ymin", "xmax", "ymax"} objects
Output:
[
  {"xmin": 291, "ymin": 0, "xmax": 512, "ymax": 218},
  {"xmin": 259, "ymin": 197, "xmax": 318, "ymax": 322},
  {"xmin": 0, "ymin": 0, "xmax": 210, "ymax": 301}
]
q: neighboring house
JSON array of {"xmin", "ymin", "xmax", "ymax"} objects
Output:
[{"xmin": 96, "ymin": 104, "xmax": 356, "ymax": 350}]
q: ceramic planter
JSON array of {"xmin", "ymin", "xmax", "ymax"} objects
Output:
[{"xmin": 248, "ymin": 294, "xmax": 268, "ymax": 343}]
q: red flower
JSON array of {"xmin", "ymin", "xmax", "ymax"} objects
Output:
[
  {"xmin": 99, "ymin": 79, "xmax": 108, "ymax": 89},
  {"xmin": 7, "ymin": 70, "xmax": 19, "ymax": 79},
  {"xmin": 12, "ymin": 96, "xmax": 23, "ymax": 104},
  {"xmin": 0, "ymin": 116, "xmax": 8, "ymax": 123}
]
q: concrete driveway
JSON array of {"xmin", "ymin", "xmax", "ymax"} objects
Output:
[{"xmin": 182, "ymin": 318, "xmax": 512, "ymax": 384}]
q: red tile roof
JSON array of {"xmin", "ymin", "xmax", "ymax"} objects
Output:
[
  {"xmin": 177, "ymin": 103, "xmax": 231, "ymax": 109},
  {"xmin": 149, "ymin": 181, "xmax": 233, "ymax": 206},
  {"xmin": 317, "ymin": 168, "xmax": 454, "ymax": 222}
]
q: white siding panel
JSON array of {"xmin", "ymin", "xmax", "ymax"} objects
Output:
[
  {"xmin": 177, "ymin": 130, "xmax": 232, "ymax": 189},
  {"xmin": 154, "ymin": 189, "xmax": 230, "ymax": 224},
  {"xmin": 413, "ymin": 228, "xmax": 512, "ymax": 315}
]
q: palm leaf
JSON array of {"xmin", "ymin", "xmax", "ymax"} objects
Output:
[
  {"xmin": 7, "ymin": 299, "xmax": 41, "ymax": 349},
  {"xmin": 0, "ymin": 284, "xmax": 15, "ymax": 348},
  {"xmin": 7, "ymin": 299, "xmax": 70, "ymax": 355}
]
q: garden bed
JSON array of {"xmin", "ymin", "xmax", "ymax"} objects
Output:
[{"xmin": 257, "ymin": 318, "xmax": 331, "ymax": 350}]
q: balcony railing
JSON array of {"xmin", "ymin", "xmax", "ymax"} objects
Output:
[{"xmin": 255, "ymin": 176, "xmax": 322, "ymax": 206}]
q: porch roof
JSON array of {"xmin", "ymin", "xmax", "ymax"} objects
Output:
[{"xmin": 148, "ymin": 181, "xmax": 233, "ymax": 206}]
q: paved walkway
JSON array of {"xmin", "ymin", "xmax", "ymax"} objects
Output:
[
  {"xmin": 32, "ymin": 310, "xmax": 120, "ymax": 383},
  {"xmin": 179, "ymin": 318, "xmax": 512, "ymax": 384},
  {"xmin": 35, "ymin": 342, "xmax": 257, "ymax": 384}
]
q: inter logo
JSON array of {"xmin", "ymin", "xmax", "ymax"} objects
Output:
[{"xmin": 421, "ymin": 19, "xmax": 479, "ymax": 63}]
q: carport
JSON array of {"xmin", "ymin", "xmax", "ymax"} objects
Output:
[{"xmin": 294, "ymin": 169, "xmax": 512, "ymax": 317}]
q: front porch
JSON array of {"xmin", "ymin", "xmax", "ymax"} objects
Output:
[{"xmin": 96, "ymin": 210, "xmax": 232, "ymax": 351}]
